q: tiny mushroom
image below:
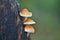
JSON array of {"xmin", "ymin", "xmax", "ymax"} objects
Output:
[
  {"xmin": 24, "ymin": 25, "xmax": 35, "ymax": 37},
  {"xmin": 24, "ymin": 19, "xmax": 36, "ymax": 25},
  {"xmin": 19, "ymin": 9, "xmax": 32, "ymax": 21}
]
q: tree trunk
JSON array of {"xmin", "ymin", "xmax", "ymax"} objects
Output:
[{"xmin": 0, "ymin": 0, "xmax": 30, "ymax": 40}]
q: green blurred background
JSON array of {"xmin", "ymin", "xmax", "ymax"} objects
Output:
[{"xmin": 18, "ymin": 0, "xmax": 60, "ymax": 40}]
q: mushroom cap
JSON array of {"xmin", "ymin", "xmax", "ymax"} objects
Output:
[
  {"xmin": 24, "ymin": 25, "xmax": 35, "ymax": 33},
  {"xmin": 20, "ymin": 9, "xmax": 32, "ymax": 17},
  {"xmin": 24, "ymin": 19, "xmax": 36, "ymax": 24}
]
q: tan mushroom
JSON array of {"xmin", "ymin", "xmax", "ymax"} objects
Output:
[
  {"xmin": 20, "ymin": 9, "xmax": 32, "ymax": 17},
  {"xmin": 19, "ymin": 9, "xmax": 32, "ymax": 21},
  {"xmin": 24, "ymin": 25, "xmax": 35, "ymax": 37},
  {"xmin": 24, "ymin": 19, "xmax": 36, "ymax": 25}
]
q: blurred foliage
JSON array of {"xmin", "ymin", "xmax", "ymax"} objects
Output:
[{"xmin": 18, "ymin": 0, "xmax": 60, "ymax": 40}]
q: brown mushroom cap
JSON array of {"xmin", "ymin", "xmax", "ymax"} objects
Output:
[
  {"xmin": 24, "ymin": 19, "xmax": 36, "ymax": 24},
  {"xmin": 20, "ymin": 9, "xmax": 32, "ymax": 17},
  {"xmin": 24, "ymin": 25, "xmax": 35, "ymax": 33}
]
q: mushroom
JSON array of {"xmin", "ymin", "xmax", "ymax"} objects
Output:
[
  {"xmin": 19, "ymin": 9, "xmax": 32, "ymax": 21},
  {"xmin": 20, "ymin": 9, "xmax": 32, "ymax": 17},
  {"xmin": 24, "ymin": 19, "xmax": 36, "ymax": 25},
  {"xmin": 24, "ymin": 25, "xmax": 35, "ymax": 37}
]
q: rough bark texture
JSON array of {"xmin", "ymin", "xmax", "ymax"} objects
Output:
[{"xmin": 0, "ymin": 0, "xmax": 30, "ymax": 40}]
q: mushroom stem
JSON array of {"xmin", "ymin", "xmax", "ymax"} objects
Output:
[
  {"xmin": 27, "ymin": 32, "xmax": 30, "ymax": 37},
  {"xmin": 24, "ymin": 17, "xmax": 27, "ymax": 22}
]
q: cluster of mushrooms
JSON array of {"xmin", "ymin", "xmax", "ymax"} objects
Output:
[{"xmin": 19, "ymin": 9, "xmax": 36, "ymax": 37}]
